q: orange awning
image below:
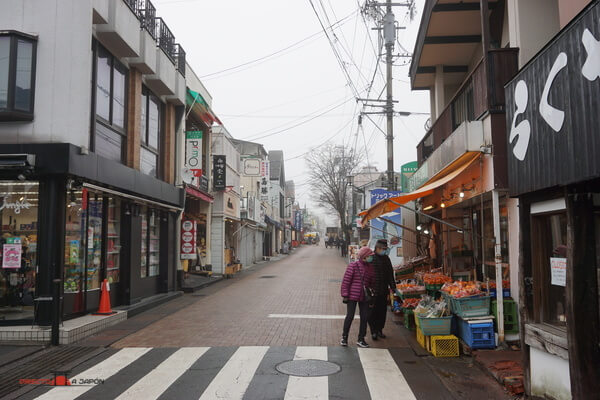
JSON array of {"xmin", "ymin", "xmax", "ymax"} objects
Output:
[{"xmin": 360, "ymin": 152, "xmax": 481, "ymax": 225}]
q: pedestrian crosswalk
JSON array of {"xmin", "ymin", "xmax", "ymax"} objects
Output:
[{"xmin": 26, "ymin": 346, "xmax": 451, "ymax": 400}]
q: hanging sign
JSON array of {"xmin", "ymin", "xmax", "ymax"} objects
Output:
[
  {"xmin": 181, "ymin": 218, "xmax": 197, "ymax": 260},
  {"xmin": 550, "ymin": 257, "xmax": 567, "ymax": 287},
  {"xmin": 213, "ymin": 155, "xmax": 226, "ymax": 191},
  {"xmin": 185, "ymin": 131, "xmax": 203, "ymax": 181},
  {"xmin": 260, "ymin": 161, "xmax": 270, "ymax": 201},
  {"xmin": 2, "ymin": 237, "xmax": 22, "ymax": 269}
]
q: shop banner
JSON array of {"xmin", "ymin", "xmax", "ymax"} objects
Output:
[
  {"xmin": 2, "ymin": 237, "xmax": 21, "ymax": 269},
  {"xmin": 243, "ymin": 158, "xmax": 261, "ymax": 176},
  {"xmin": 370, "ymin": 188, "xmax": 403, "ymax": 246},
  {"xmin": 550, "ymin": 257, "xmax": 567, "ymax": 287},
  {"xmin": 260, "ymin": 161, "xmax": 270, "ymax": 201},
  {"xmin": 224, "ymin": 192, "xmax": 240, "ymax": 219},
  {"xmin": 294, "ymin": 210, "xmax": 302, "ymax": 231},
  {"xmin": 213, "ymin": 155, "xmax": 226, "ymax": 191},
  {"xmin": 185, "ymin": 131, "xmax": 203, "ymax": 178},
  {"xmin": 181, "ymin": 219, "xmax": 197, "ymax": 260}
]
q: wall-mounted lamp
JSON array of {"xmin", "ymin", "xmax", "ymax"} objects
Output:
[
  {"xmin": 459, "ymin": 191, "xmax": 465, "ymax": 199},
  {"xmin": 423, "ymin": 204, "xmax": 435, "ymax": 211},
  {"xmin": 124, "ymin": 203, "xmax": 131, "ymax": 216},
  {"xmin": 416, "ymin": 225, "xmax": 422, "ymax": 231},
  {"xmin": 423, "ymin": 229, "xmax": 430, "ymax": 235},
  {"xmin": 440, "ymin": 202, "xmax": 446, "ymax": 208}
]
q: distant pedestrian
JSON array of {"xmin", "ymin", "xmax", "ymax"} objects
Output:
[
  {"xmin": 340, "ymin": 246, "xmax": 375, "ymax": 348},
  {"xmin": 369, "ymin": 239, "xmax": 396, "ymax": 340}
]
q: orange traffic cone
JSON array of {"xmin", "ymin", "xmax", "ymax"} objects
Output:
[{"xmin": 93, "ymin": 279, "xmax": 116, "ymax": 315}]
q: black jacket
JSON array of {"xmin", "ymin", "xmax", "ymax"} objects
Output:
[{"xmin": 373, "ymin": 253, "xmax": 395, "ymax": 296}]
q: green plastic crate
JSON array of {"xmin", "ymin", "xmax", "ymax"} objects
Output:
[
  {"xmin": 452, "ymin": 296, "xmax": 491, "ymax": 318},
  {"xmin": 492, "ymin": 299, "xmax": 519, "ymax": 333},
  {"xmin": 404, "ymin": 309, "xmax": 415, "ymax": 330},
  {"xmin": 416, "ymin": 315, "xmax": 453, "ymax": 335}
]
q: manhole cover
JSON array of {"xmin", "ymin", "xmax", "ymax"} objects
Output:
[
  {"xmin": 276, "ymin": 359, "xmax": 341, "ymax": 377},
  {"xmin": 328, "ymin": 279, "xmax": 342, "ymax": 283},
  {"xmin": 259, "ymin": 275, "xmax": 276, "ymax": 279}
]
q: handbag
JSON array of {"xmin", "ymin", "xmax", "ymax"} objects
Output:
[{"xmin": 357, "ymin": 264, "xmax": 375, "ymax": 304}]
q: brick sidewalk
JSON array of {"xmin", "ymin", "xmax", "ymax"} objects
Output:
[{"xmin": 113, "ymin": 245, "xmax": 410, "ymax": 348}]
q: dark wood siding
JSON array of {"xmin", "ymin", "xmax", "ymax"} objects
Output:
[{"xmin": 505, "ymin": 1, "xmax": 600, "ymax": 196}]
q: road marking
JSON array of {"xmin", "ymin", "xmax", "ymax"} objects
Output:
[
  {"xmin": 199, "ymin": 346, "xmax": 269, "ymax": 400},
  {"xmin": 268, "ymin": 314, "xmax": 358, "ymax": 319},
  {"xmin": 285, "ymin": 346, "xmax": 328, "ymax": 400},
  {"xmin": 116, "ymin": 347, "xmax": 209, "ymax": 399},
  {"xmin": 358, "ymin": 348, "xmax": 417, "ymax": 400},
  {"xmin": 34, "ymin": 347, "xmax": 151, "ymax": 400}
]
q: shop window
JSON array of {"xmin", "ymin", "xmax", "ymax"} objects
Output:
[
  {"xmin": 140, "ymin": 206, "xmax": 160, "ymax": 278},
  {"xmin": 140, "ymin": 86, "xmax": 161, "ymax": 178},
  {"xmin": 0, "ymin": 32, "xmax": 37, "ymax": 121},
  {"xmin": 531, "ymin": 211, "xmax": 567, "ymax": 327},
  {"xmin": 87, "ymin": 196, "xmax": 103, "ymax": 291},
  {"xmin": 92, "ymin": 41, "xmax": 127, "ymax": 162},
  {"xmin": 64, "ymin": 189, "xmax": 86, "ymax": 313},
  {"xmin": 0, "ymin": 181, "xmax": 39, "ymax": 321},
  {"xmin": 106, "ymin": 197, "xmax": 121, "ymax": 284}
]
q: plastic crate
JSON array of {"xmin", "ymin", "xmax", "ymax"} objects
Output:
[
  {"xmin": 489, "ymin": 288, "xmax": 511, "ymax": 298},
  {"xmin": 431, "ymin": 335, "xmax": 459, "ymax": 357},
  {"xmin": 404, "ymin": 309, "xmax": 415, "ymax": 330},
  {"xmin": 417, "ymin": 327, "xmax": 432, "ymax": 352},
  {"xmin": 492, "ymin": 299, "xmax": 519, "ymax": 334},
  {"xmin": 441, "ymin": 292, "xmax": 453, "ymax": 312},
  {"xmin": 416, "ymin": 315, "xmax": 453, "ymax": 336},
  {"xmin": 425, "ymin": 283, "xmax": 444, "ymax": 291},
  {"xmin": 457, "ymin": 317, "xmax": 495, "ymax": 349},
  {"xmin": 452, "ymin": 296, "xmax": 491, "ymax": 318}
]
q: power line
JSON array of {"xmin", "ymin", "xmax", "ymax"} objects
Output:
[{"xmin": 285, "ymin": 115, "xmax": 356, "ymax": 161}]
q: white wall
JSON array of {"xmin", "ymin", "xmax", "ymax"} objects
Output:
[
  {"xmin": 210, "ymin": 215, "xmax": 224, "ymax": 274},
  {"xmin": 507, "ymin": 197, "xmax": 520, "ymax": 305},
  {"xmin": 530, "ymin": 347, "xmax": 571, "ymax": 400},
  {"xmin": 0, "ymin": 0, "xmax": 93, "ymax": 148}
]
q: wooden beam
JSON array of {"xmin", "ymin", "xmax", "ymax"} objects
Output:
[
  {"xmin": 565, "ymin": 189, "xmax": 600, "ymax": 398},
  {"xmin": 424, "ymin": 35, "xmax": 482, "ymax": 45},
  {"xmin": 416, "ymin": 65, "xmax": 469, "ymax": 74},
  {"xmin": 432, "ymin": 2, "xmax": 498, "ymax": 12}
]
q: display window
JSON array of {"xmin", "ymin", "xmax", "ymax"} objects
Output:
[
  {"xmin": 106, "ymin": 197, "xmax": 121, "ymax": 284},
  {"xmin": 0, "ymin": 181, "xmax": 38, "ymax": 320},
  {"xmin": 140, "ymin": 206, "xmax": 160, "ymax": 278}
]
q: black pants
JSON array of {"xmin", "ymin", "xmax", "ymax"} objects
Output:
[
  {"xmin": 368, "ymin": 294, "xmax": 389, "ymax": 334},
  {"xmin": 342, "ymin": 301, "xmax": 371, "ymax": 340}
]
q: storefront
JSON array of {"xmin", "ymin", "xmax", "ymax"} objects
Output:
[
  {"xmin": 0, "ymin": 144, "xmax": 183, "ymax": 325},
  {"xmin": 181, "ymin": 184, "xmax": 213, "ymax": 274},
  {"xmin": 505, "ymin": 3, "xmax": 600, "ymax": 397}
]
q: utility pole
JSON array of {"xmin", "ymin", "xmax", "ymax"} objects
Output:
[{"xmin": 384, "ymin": 0, "xmax": 395, "ymax": 191}]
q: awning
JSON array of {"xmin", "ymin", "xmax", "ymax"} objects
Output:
[
  {"xmin": 186, "ymin": 89, "xmax": 222, "ymax": 126},
  {"xmin": 185, "ymin": 185, "xmax": 214, "ymax": 203},
  {"xmin": 360, "ymin": 152, "xmax": 480, "ymax": 225}
]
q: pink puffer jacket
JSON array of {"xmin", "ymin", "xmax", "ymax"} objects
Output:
[{"xmin": 340, "ymin": 260, "xmax": 375, "ymax": 302}]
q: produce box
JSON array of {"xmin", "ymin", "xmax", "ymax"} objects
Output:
[
  {"xmin": 457, "ymin": 317, "xmax": 495, "ymax": 349},
  {"xmin": 492, "ymin": 299, "xmax": 519, "ymax": 334},
  {"xmin": 452, "ymin": 295, "xmax": 491, "ymax": 318},
  {"xmin": 416, "ymin": 315, "xmax": 453, "ymax": 336},
  {"xmin": 425, "ymin": 283, "xmax": 444, "ymax": 291},
  {"xmin": 431, "ymin": 335, "xmax": 459, "ymax": 357}
]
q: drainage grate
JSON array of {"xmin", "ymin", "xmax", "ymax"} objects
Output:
[
  {"xmin": 328, "ymin": 279, "xmax": 342, "ymax": 283},
  {"xmin": 276, "ymin": 359, "xmax": 341, "ymax": 377},
  {"xmin": 259, "ymin": 275, "xmax": 277, "ymax": 279},
  {"xmin": 0, "ymin": 346, "xmax": 100, "ymax": 398},
  {"xmin": 192, "ymin": 293, "xmax": 207, "ymax": 297}
]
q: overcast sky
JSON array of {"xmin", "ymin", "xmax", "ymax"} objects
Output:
[{"xmin": 153, "ymin": 0, "xmax": 430, "ymax": 222}]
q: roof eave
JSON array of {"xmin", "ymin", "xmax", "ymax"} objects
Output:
[{"xmin": 409, "ymin": 0, "xmax": 437, "ymax": 89}]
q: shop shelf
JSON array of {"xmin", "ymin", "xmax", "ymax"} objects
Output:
[
  {"xmin": 451, "ymin": 295, "xmax": 491, "ymax": 318},
  {"xmin": 431, "ymin": 335, "xmax": 459, "ymax": 357},
  {"xmin": 492, "ymin": 299, "xmax": 519, "ymax": 334},
  {"xmin": 457, "ymin": 317, "xmax": 495, "ymax": 349},
  {"xmin": 416, "ymin": 315, "xmax": 453, "ymax": 336}
]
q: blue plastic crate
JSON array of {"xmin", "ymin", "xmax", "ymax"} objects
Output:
[
  {"xmin": 489, "ymin": 288, "xmax": 511, "ymax": 298},
  {"xmin": 457, "ymin": 317, "xmax": 495, "ymax": 349}
]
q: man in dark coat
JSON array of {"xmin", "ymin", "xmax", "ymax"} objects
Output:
[{"xmin": 368, "ymin": 239, "xmax": 396, "ymax": 340}]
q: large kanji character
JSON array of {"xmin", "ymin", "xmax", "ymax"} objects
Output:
[
  {"xmin": 582, "ymin": 28, "xmax": 600, "ymax": 81},
  {"xmin": 508, "ymin": 80, "xmax": 531, "ymax": 161},
  {"xmin": 540, "ymin": 52, "xmax": 567, "ymax": 132}
]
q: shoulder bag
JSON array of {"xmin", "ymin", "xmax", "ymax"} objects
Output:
[{"xmin": 357, "ymin": 264, "xmax": 375, "ymax": 304}]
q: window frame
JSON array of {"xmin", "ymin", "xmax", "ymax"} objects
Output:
[
  {"xmin": 140, "ymin": 206, "xmax": 160, "ymax": 278},
  {"xmin": 91, "ymin": 40, "xmax": 128, "ymax": 162},
  {"xmin": 140, "ymin": 85, "xmax": 162, "ymax": 178},
  {"xmin": 0, "ymin": 31, "xmax": 37, "ymax": 121}
]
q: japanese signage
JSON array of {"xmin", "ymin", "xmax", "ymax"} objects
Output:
[
  {"xmin": 294, "ymin": 210, "xmax": 303, "ymax": 231},
  {"xmin": 213, "ymin": 155, "xmax": 226, "ymax": 191},
  {"xmin": 185, "ymin": 131, "xmax": 203, "ymax": 181},
  {"xmin": 260, "ymin": 161, "xmax": 270, "ymax": 201},
  {"xmin": 243, "ymin": 158, "xmax": 261, "ymax": 176},
  {"xmin": 223, "ymin": 192, "xmax": 240, "ymax": 219},
  {"xmin": 2, "ymin": 237, "xmax": 21, "ymax": 269},
  {"xmin": 550, "ymin": 257, "xmax": 567, "ymax": 287},
  {"xmin": 180, "ymin": 218, "xmax": 197, "ymax": 260},
  {"xmin": 369, "ymin": 188, "xmax": 402, "ymax": 242},
  {"xmin": 506, "ymin": 2, "xmax": 600, "ymax": 196}
]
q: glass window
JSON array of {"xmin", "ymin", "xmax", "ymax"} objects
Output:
[
  {"xmin": 140, "ymin": 207, "xmax": 147, "ymax": 278},
  {"xmin": 112, "ymin": 65, "xmax": 126, "ymax": 129},
  {"xmin": 95, "ymin": 124, "xmax": 123, "ymax": 162},
  {"xmin": 0, "ymin": 181, "xmax": 39, "ymax": 321},
  {"xmin": 532, "ymin": 211, "xmax": 567, "ymax": 327},
  {"xmin": 148, "ymin": 97, "xmax": 159, "ymax": 149},
  {"xmin": 140, "ymin": 86, "xmax": 161, "ymax": 178},
  {"xmin": 14, "ymin": 40, "xmax": 33, "ymax": 111},
  {"xmin": 140, "ymin": 147, "xmax": 158, "ymax": 177},
  {"xmin": 140, "ymin": 91, "xmax": 147, "ymax": 142},
  {"xmin": 106, "ymin": 197, "xmax": 120, "ymax": 284},
  {"xmin": 0, "ymin": 37, "xmax": 10, "ymax": 109},
  {"xmin": 95, "ymin": 46, "xmax": 111, "ymax": 122},
  {"xmin": 148, "ymin": 209, "xmax": 160, "ymax": 277},
  {"xmin": 0, "ymin": 33, "xmax": 36, "ymax": 119},
  {"xmin": 64, "ymin": 189, "xmax": 86, "ymax": 314},
  {"xmin": 87, "ymin": 196, "xmax": 103, "ymax": 291}
]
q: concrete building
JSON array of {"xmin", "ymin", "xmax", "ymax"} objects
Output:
[{"xmin": 267, "ymin": 150, "xmax": 286, "ymax": 254}]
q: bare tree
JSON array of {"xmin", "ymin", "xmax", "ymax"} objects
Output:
[{"xmin": 305, "ymin": 144, "xmax": 364, "ymax": 240}]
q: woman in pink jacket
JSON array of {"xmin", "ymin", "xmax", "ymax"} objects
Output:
[{"xmin": 340, "ymin": 246, "xmax": 375, "ymax": 347}]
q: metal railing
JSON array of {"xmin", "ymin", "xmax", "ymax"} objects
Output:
[
  {"xmin": 174, "ymin": 44, "xmax": 186, "ymax": 76},
  {"xmin": 155, "ymin": 17, "xmax": 176, "ymax": 63},
  {"xmin": 137, "ymin": 0, "xmax": 157, "ymax": 39}
]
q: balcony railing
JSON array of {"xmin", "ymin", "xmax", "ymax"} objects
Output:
[
  {"xmin": 155, "ymin": 17, "xmax": 176, "ymax": 62},
  {"xmin": 417, "ymin": 49, "xmax": 519, "ymax": 164},
  {"xmin": 174, "ymin": 44, "xmax": 186, "ymax": 76},
  {"xmin": 137, "ymin": 0, "xmax": 157, "ymax": 39}
]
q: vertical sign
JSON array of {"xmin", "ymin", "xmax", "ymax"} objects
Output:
[
  {"xmin": 2, "ymin": 237, "xmax": 21, "ymax": 269},
  {"xmin": 550, "ymin": 257, "xmax": 567, "ymax": 287},
  {"xmin": 260, "ymin": 160, "xmax": 270, "ymax": 201},
  {"xmin": 185, "ymin": 131, "xmax": 203, "ymax": 181},
  {"xmin": 181, "ymin": 218, "xmax": 197, "ymax": 260},
  {"xmin": 294, "ymin": 210, "xmax": 303, "ymax": 231},
  {"xmin": 213, "ymin": 155, "xmax": 226, "ymax": 191}
]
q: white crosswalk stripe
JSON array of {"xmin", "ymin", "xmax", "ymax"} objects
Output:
[{"xmin": 31, "ymin": 346, "xmax": 421, "ymax": 400}]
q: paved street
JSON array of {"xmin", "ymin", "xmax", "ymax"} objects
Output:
[{"xmin": 9, "ymin": 244, "xmax": 513, "ymax": 400}]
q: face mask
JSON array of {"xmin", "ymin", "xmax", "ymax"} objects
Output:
[{"xmin": 365, "ymin": 255, "xmax": 374, "ymax": 263}]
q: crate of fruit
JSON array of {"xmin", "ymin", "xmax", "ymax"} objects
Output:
[
  {"xmin": 452, "ymin": 295, "xmax": 491, "ymax": 318},
  {"xmin": 416, "ymin": 314, "xmax": 453, "ymax": 335}
]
